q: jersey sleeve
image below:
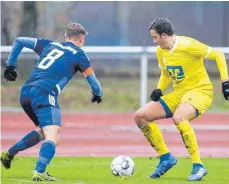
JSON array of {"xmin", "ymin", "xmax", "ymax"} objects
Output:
[
  {"xmin": 6, "ymin": 37, "xmax": 38, "ymax": 66},
  {"xmin": 186, "ymin": 39, "xmax": 211, "ymax": 58},
  {"xmin": 77, "ymin": 51, "xmax": 103, "ymax": 96},
  {"xmin": 77, "ymin": 51, "xmax": 93, "ymax": 75},
  {"xmin": 34, "ymin": 38, "xmax": 53, "ymax": 55}
]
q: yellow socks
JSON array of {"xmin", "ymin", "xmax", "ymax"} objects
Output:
[
  {"xmin": 140, "ymin": 121, "xmax": 169, "ymax": 156},
  {"xmin": 176, "ymin": 120, "xmax": 202, "ymax": 164}
]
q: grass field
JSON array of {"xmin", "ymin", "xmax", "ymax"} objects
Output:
[{"xmin": 1, "ymin": 157, "xmax": 229, "ymax": 184}]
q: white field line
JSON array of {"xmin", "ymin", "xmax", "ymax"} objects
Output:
[
  {"xmin": 50, "ymin": 161, "xmax": 109, "ymax": 168},
  {"xmin": 1, "ymin": 107, "xmax": 23, "ymax": 112},
  {"xmin": 7, "ymin": 178, "xmax": 83, "ymax": 184},
  {"xmin": 65, "ymin": 123, "xmax": 229, "ymax": 132}
]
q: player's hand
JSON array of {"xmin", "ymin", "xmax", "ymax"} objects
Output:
[
  {"xmin": 91, "ymin": 93, "xmax": 102, "ymax": 103},
  {"xmin": 3, "ymin": 66, "xmax": 17, "ymax": 82},
  {"xmin": 150, "ymin": 89, "xmax": 163, "ymax": 102},
  {"xmin": 222, "ymin": 81, "xmax": 229, "ymax": 100}
]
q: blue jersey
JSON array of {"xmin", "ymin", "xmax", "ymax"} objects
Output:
[
  {"xmin": 6, "ymin": 37, "xmax": 102, "ymax": 97},
  {"xmin": 24, "ymin": 39, "xmax": 91, "ymax": 95}
]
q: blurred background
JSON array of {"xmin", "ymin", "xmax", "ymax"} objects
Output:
[{"xmin": 1, "ymin": 1, "xmax": 229, "ymax": 112}]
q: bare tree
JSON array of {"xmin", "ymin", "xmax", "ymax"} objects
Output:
[
  {"xmin": 19, "ymin": 1, "xmax": 38, "ymax": 37},
  {"xmin": 1, "ymin": 2, "xmax": 11, "ymax": 44}
]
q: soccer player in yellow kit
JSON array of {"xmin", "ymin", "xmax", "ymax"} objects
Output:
[{"xmin": 134, "ymin": 18, "xmax": 229, "ymax": 181}]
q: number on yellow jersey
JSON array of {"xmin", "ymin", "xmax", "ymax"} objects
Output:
[{"xmin": 166, "ymin": 66, "xmax": 185, "ymax": 81}]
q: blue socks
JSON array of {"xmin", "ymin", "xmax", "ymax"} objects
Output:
[
  {"xmin": 35, "ymin": 140, "xmax": 56, "ymax": 173},
  {"xmin": 8, "ymin": 130, "xmax": 42, "ymax": 156}
]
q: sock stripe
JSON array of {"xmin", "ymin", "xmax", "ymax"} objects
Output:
[
  {"xmin": 35, "ymin": 140, "xmax": 56, "ymax": 173},
  {"xmin": 37, "ymin": 156, "xmax": 50, "ymax": 165}
]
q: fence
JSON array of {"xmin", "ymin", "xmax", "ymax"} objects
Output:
[{"xmin": 1, "ymin": 46, "xmax": 229, "ymax": 107}]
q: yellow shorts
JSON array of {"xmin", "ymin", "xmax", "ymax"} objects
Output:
[{"xmin": 159, "ymin": 87, "xmax": 213, "ymax": 118}]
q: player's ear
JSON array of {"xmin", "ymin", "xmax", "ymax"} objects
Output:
[
  {"xmin": 161, "ymin": 33, "xmax": 167, "ymax": 39},
  {"xmin": 79, "ymin": 35, "xmax": 85, "ymax": 42}
]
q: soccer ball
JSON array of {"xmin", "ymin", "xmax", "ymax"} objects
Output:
[{"xmin": 111, "ymin": 155, "xmax": 135, "ymax": 177}]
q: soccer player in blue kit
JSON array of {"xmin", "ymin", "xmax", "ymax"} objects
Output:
[{"xmin": 1, "ymin": 22, "xmax": 103, "ymax": 181}]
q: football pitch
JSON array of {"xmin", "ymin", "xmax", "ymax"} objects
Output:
[{"xmin": 1, "ymin": 157, "xmax": 229, "ymax": 184}]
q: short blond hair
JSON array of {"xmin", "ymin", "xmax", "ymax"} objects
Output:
[{"xmin": 64, "ymin": 22, "xmax": 88, "ymax": 40}]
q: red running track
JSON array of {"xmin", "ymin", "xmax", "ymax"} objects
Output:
[{"xmin": 1, "ymin": 112, "xmax": 229, "ymax": 157}]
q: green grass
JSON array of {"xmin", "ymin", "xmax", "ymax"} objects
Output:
[{"xmin": 1, "ymin": 157, "xmax": 229, "ymax": 184}]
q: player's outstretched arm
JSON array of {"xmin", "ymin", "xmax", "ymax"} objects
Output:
[
  {"xmin": 3, "ymin": 37, "xmax": 37, "ymax": 82},
  {"xmin": 6, "ymin": 37, "xmax": 37, "ymax": 67},
  {"xmin": 84, "ymin": 67, "xmax": 103, "ymax": 103},
  {"xmin": 206, "ymin": 49, "xmax": 229, "ymax": 100},
  {"xmin": 188, "ymin": 39, "xmax": 229, "ymax": 100}
]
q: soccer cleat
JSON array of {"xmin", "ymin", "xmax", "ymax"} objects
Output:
[
  {"xmin": 150, "ymin": 155, "xmax": 177, "ymax": 178},
  {"xmin": 187, "ymin": 163, "xmax": 207, "ymax": 181},
  {"xmin": 32, "ymin": 170, "xmax": 59, "ymax": 181},
  {"xmin": 1, "ymin": 151, "xmax": 14, "ymax": 169}
]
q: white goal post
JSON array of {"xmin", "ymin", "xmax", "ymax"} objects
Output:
[{"xmin": 1, "ymin": 46, "xmax": 229, "ymax": 107}]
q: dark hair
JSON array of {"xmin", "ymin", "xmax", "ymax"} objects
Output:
[
  {"xmin": 148, "ymin": 18, "xmax": 175, "ymax": 36},
  {"xmin": 64, "ymin": 22, "xmax": 88, "ymax": 39}
]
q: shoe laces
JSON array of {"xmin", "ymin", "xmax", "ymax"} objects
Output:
[{"xmin": 45, "ymin": 172, "xmax": 53, "ymax": 177}]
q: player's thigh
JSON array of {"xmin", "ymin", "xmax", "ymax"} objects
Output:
[
  {"xmin": 135, "ymin": 101, "xmax": 166, "ymax": 122},
  {"xmin": 181, "ymin": 89, "xmax": 213, "ymax": 118},
  {"xmin": 135, "ymin": 91, "xmax": 179, "ymax": 126},
  {"xmin": 35, "ymin": 106, "xmax": 61, "ymax": 144},
  {"xmin": 35, "ymin": 106, "xmax": 62, "ymax": 128},
  {"xmin": 20, "ymin": 87, "xmax": 40, "ymax": 126},
  {"xmin": 173, "ymin": 102, "xmax": 197, "ymax": 124},
  {"xmin": 159, "ymin": 91, "xmax": 181, "ymax": 118}
]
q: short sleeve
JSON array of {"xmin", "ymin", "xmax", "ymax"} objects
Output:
[{"xmin": 78, "ymin": 51, "xmax": 92, "ymax": 72}]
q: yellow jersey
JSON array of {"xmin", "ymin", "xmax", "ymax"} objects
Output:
[{"xmin": 157, "ymin": 36, "xmax": 213, "ymax": 91}]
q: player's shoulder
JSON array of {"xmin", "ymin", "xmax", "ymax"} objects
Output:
[
  {"xmin": 34, "ymin": 38, "xmax": 54, "ymax": 55},
  {"xmin": 178, "ymin": 36, "xmax": 200, "ymax": 46},
  {"xmin": 77, "ymin": 47, "xmax": 90, "ymax": 61},
  {"xmin": 36, "ymin": 37, "xmax": 54, "ymax": 45}
]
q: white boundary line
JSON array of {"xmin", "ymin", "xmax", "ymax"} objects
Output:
[
  {"xmin": 65, "ymin": 123, "xmax": 229, "ymax": 131},
  {"xmin": 7, "ymin": 178, "xmax": 84, "ymax": 184}
]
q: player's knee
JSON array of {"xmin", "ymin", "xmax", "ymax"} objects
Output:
[
  {"xmin": 172, "ymin": 114, "xmax": 186, "ymax": 125},
  {"xmin": 43, "ymin": 125, "xmax": 61, "ymax": 145},
  {"xmin": 45, "ymin": 134, "xmax": 60, "ymax": 145},
  {"xmin": 134, "ymin": 109, "xmax": 147, "ymax": 127}
]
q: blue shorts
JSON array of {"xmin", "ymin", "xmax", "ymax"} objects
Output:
[{"xmin": 20, "ymin": 86, "xmax": 61, "ymax": 128}]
